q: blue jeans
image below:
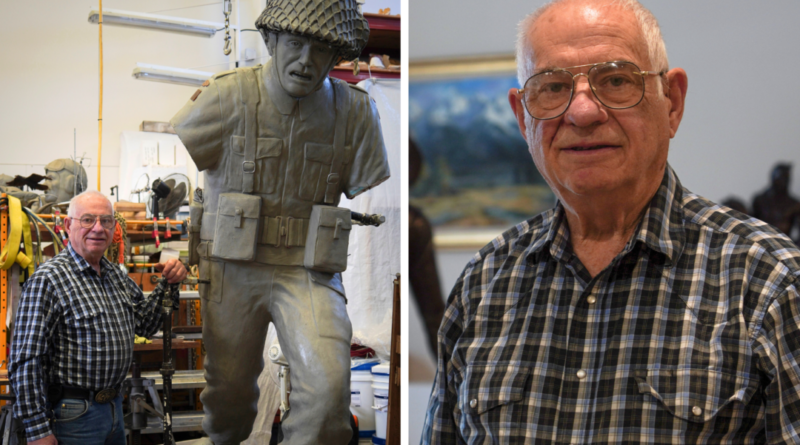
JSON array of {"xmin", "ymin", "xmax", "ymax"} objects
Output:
[{"xmin": 52, "ymin": 394, "xmax": 125, "ymax": 445}]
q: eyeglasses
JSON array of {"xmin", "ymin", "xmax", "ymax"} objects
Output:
[
  {"xmin": 72, "ymin": 214, "xmax": 116, "ymax": 229},
  {"xmin": 517, "ymin": 61, "xmax": 664, "ymax": 120}
]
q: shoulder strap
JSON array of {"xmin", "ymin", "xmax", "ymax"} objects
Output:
[
  {"xmin": 324, "ymin": 79, "xmax": 353, "ymax": 204},
  {"xmin": 235, "ymin": 67, "xmax": 261, "ymax": 194}
]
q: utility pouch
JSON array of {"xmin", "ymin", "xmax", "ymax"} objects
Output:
[
  {"xmin": 304, "ymin": 205, "xmax": 351, "ymax": 273},
  {"xmin": 211, "ymin": 193, "xmax": 262, "ymax": 261},
  {"xmin": 187, "ymin": 197, "xmax": 204, "ymax": 266}
]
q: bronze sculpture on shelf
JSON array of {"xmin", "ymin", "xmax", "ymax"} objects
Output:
[
  {"xmin": 752, "ymin": 163, "xmax": 800, "ymax": 243},
  {"xmin": 170, "ymin": 0, "xmax": 389, "ymax": 444}
]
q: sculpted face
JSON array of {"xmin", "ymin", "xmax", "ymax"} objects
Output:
[
  {"xmin": 270, "ymin": 32, "xmax": 337, "ymax": 98},
  {"xmin": 65, "ymin": 194, "xmax": 114, "ymax": 265},
  {"xmin": 509, "ymin": 1, "xmax": 685, "ymax": 203}
]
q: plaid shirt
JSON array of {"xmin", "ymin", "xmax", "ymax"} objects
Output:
[
  {"xmin": 422, "ymin": 165, "xmax": 800, "ymax": 444},
  {"xmin": 9, "ymin": 245, "xmax": 170, "ymax": 441}
]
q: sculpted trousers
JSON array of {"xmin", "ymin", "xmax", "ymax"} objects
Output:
[{"xmin": 198, "ymin": 259, "xmax": 353, "ymax": 445}]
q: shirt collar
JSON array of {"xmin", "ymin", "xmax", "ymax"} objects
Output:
[
  {"xmin": 526, "ymin": 164, "xmax": 686, "ymax": 266},
  {"xmin": 67, "ymin": 243, "xmax": 115, "ymax": 276},
  {"xmin": 263, "ymin": 59, "xmax": 333, "ymax": 122}
]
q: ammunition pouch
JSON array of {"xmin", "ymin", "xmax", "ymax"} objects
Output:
[
  {"xmin": 211, "ymin": 193, "xmax": 262, "ymax": 261},
  {"xmin": 304, "ymin": 205, "xmax": 352, "ymax": 273}
]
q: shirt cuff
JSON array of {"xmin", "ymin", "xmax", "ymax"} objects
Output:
[{"xmin": 24, "ymin": 412, "xmax": 52, "ymax": 442}]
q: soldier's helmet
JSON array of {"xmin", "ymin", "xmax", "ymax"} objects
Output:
[{"xmin": 255, "ymin": 0, "xmax": 370, "ymax": 61}]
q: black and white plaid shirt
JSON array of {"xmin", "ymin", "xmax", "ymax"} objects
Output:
[
  {"xmin": 421, "ymin": 165, "xmax": 800, "ymax": 444},
  {"xmin": 10, "ymin": 245, "xmax": 170, "ymax": 441}
]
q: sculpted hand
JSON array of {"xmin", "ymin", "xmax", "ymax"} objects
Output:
[
  {"xmin": 29, "ymin": 434, "xmax": 57, "ymax": 445},
  {"xmin": 155, "ymin": 259, "xmax": 188, "ymax": 284}
]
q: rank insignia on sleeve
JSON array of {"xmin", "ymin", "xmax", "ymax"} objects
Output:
[{"xmin": 191, "ymin": 89, "xmax": 202, "ymax": 101}]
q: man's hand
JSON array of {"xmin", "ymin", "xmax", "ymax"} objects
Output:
[
  {"xmin": 155, "ymin": 259, "xmax": 188, "ymax": 284},
  {"xmin": 28, "ymin": 434, "xmax": 57, "ymax": 445}
]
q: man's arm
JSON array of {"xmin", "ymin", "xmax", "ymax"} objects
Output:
[
  {"xmin": 9, "ymin": 273, "xmax": 59, "ymax": 442},
  {"xmin": 420, "ymin": 272, "xmax": 467, "ymax": 445},
  {"xmin": 129, "ymin": 259, "xmax": 187, "ymax": 338},
  {"xmin": 753, "ymin": 285, "xmax": 800, "ymax": 443}
]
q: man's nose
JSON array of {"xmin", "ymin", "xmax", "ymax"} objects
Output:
[
  {"xmin": 297, "ymin": 43, "xmax": 313, "ymax": 66},
  {"xmin": 563, "ymin": 75, "xmax": 608, "ymax": 127}
]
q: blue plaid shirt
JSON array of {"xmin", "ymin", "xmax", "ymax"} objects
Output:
[
  {"xmin": 422, "ymin": 165, "xmax": 800, "ymax": 444},
  {"xmin": 9, "ymin": 245, "xmax": 170, "ymax": 441}
]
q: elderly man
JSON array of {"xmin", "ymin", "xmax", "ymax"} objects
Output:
[
  {"xmin": 421, "ymin": 0, "xmax": 800, "ymax": 443},
  {"xmin": 170, "ymin": 0, "xmax": 389, "ymax": 443},
  {"xmin": 9, "ymin": 190, "xmax": 187, "ymax": 445}
]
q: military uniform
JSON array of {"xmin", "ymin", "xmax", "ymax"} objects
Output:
[{"xmin": 170, "ymin": 59, "xmax": 389, "ymax": 444}]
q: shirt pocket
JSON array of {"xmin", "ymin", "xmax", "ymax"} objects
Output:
[
  {"xmin": 225, "ymin": 135, "xmax": 283, "ymax": 194},
  {"xmin": 633, "ymin": 368, "xmax": 756, "ymax": 423},
  {"xmin": 68, "ymin": 297, "xmax": 107, "ymax": 353},
  {"xmin": 298, "ymin": 143, "xmax": 333, "ymax": 202},
  {"xmin": 457, "ymin": 364, "xmax": 531, "ymax": 418}
]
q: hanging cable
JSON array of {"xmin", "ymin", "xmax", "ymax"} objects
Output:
[
  {"xmin": 97, "ymin": 0, "xmax": 104, "ymax": 190},
  {"xmin": 223, "ymin": 0, "xmax": 232, "ymax": 56}
]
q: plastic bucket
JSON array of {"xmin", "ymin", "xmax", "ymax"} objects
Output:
[
  {"xmin": 370, "ymin": 363, "xmax": 391, "ymax": 439},
  {"xmin": 371, "ymin": 435, "xmax": 386, "ymax": 445},
  {"xmin": 351, "ymin": 361, "xmax": 379, "ymax": 438},
  {"xmin": 371, "ymin": 383, "xmax": 389, "ymax": 439}
]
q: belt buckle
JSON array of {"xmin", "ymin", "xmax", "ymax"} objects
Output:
[
  {"xmin": 242, "ymin": 161, "xmax": 256, "ymax": 173},
  {"xmin": 94, "ymin": 388, "xmax": 117, "ymax": 404}
]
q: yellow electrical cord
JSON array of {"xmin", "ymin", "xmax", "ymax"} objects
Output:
[{"xmin": 97, "ymin": 0, "xmax": 103, "ymax": 190}]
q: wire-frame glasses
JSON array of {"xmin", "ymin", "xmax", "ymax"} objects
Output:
[{"xmin": 518, "ymin": 61, "xmax": 664, "ymax": 120}]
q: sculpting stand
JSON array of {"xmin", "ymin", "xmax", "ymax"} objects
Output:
[
  {"xmin": 160, "ymin": 279, "xmax": 176, "ymax": 445},
  {"xmin": 124, "ymin": 362, "xmax": 163, "ymax": 445}
]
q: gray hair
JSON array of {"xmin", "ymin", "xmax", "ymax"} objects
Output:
[
  {"xmin": 515, "ymin": 0, "xmax": 669, "ymax": 86},
  {"xmin": 67, "ymin": 190, "xmax": 112, "ymax": 217}
]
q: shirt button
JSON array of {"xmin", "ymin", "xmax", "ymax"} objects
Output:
[
  {"xmin": 692, "ymin": 406, "xmax": 703, "ymax": 416},
  {"xmin": 469, "ymin": 399, "xmax": 477, "ymax": 408},
  {"xmin": 586, "ymin": 296, "xmax": 597, "ymax": 304},
  {"xmin": 576, "ymin": 369, "xmax": 587, "ymax": 379}
]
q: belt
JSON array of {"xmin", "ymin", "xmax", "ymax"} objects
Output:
[
  {"xmin": 53, "ymin": 385, "xmax": 118, "ymax": 404},
  {"xmin": 201, "ymin": 212, "xmax": 309, "ymax": 247}
]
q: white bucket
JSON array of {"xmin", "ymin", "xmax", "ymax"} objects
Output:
[
  {"xmin": 371, "ymin": 363, "xmax": 391, "ymax": 439},
  {"xmin": 350, "ymin": 370, "xmax": 376, "ymax": 437}
]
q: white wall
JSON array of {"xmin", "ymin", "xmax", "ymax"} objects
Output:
[
  {"xmin": 408, "ymin": 0, "xmax": 800, "ymax": 441},
  {"xmin": 0, "ymin": 0, "xmax": 399, "ymax": 199}
]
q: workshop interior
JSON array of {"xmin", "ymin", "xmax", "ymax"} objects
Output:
[{"xmin": 0, "ymin": 0, "xmax": 401, "ymax": 444}]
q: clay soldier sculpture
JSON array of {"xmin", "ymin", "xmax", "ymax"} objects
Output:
[
  {"xmin": 170, "ymin": 0, "xmax": 390, "ymax": 444},
  {"xmin": 31, "ymin": 159, "xmax": 88, "ymax": 213},
  {"xmin": 752, "ymin": 163, "xmax": 800, "ymax": 243}
]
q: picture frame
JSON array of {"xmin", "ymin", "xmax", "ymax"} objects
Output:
[{"xmin": 409, "ymin": 55, "xmax": 555, "ymax": 249}]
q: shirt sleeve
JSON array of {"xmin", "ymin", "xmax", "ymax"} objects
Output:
[
  {"xmin": 128, "ymin": 278, "xmax": 176, "ymax": 338},
  {"xmin": 170, "ymin": 79, "xmax": 224, "ymax": 172},
  {"xmin": 753, "ymin": 285, "xmax": 800, "ymax": 443},
  {"xmin": 420, "ymin": 269, "xmax": 467, "ymax": 445},
  {"xmin": 9, "ymin": 273, "xmax": 59, "ymax": 441},
  {"xmin": 343, "ymin": 91, "xmax": 391, "ymax": 199}
]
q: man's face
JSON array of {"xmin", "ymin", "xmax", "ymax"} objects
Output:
[
  {"xmin": 45, "ymin": 169, "xmax": 72, "ymax": 203},
  {"xmin": 65, "ymin": 194, "xmax": 114, "ymax": 264},
  {"xmin": 270, "ymin": 32, "xmax": 337, "ymax": 98},
  {"xmin": 509, "ymin": 1, "xmax": 684, "ymax": 203}
]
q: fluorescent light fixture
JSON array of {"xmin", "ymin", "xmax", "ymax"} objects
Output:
[
  {"xmin": 132, "ymin": 63, "xmax": 214, "ymax": 87},
  {"xmin": 88, "ymin": 8, "xmax": 224, "ymax": 37}
]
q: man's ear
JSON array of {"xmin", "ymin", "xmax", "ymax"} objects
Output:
[
  {"xmin": 508, "ymin": 87, "xmax": 528, "ymax": 139},
  {"xmin": 262, "ymin": 30, "xmax": 276, "ymax": 56},
  {"xmin": 64, "ymin": 215, "xmax": 73, "ymax": 236},
  {"xmin": 664, "ymin": 67, "xmax": 688, "ymax": 139}
]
